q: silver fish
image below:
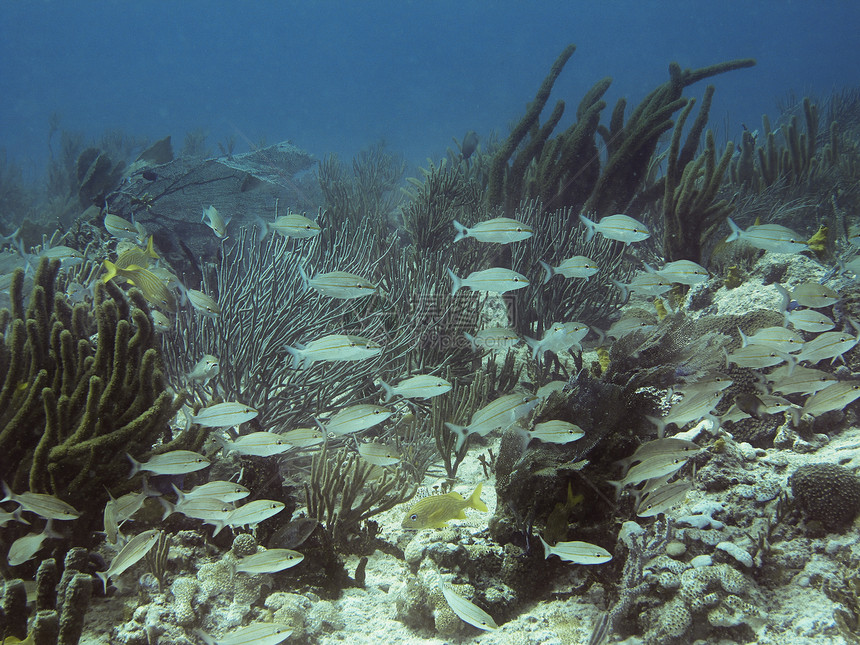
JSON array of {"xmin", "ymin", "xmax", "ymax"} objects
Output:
[
  {"xmin": 269, "ymin": 212, "xmax": 321, "ymax": 239},
  {"xmin": 782, "ymin": 282, "xmax": 840, "ymax": 309},
  {"xmin": 104, "ymin": 212, "xmax": 140, "ymax": 240},
  {"xmin": 525, "ymin": 322, "xmax": 589, "ymax": 359},
  {"xmin": 726, "ymin": 218, "xmax": 807, "ymax": 253},
  {"xmin": 453, "ymin": 217, "xmax": 532, "ymax": 244},
  {"xmin": 1, "ymin": 483, "xmax": 81, "ymax": 520},
  {"xmin": 726, "ymin": 345, "xmax": 795, "ymax": 371},
  {"xmin": 96, "ymin": 529, "xmax": 161, "ymax": 592},
  {"xmin": 616, "ymin": 438, "xmax": 701, "ymax": 472},
  {"xmin": 39, "ymin": 246, "xmax": 85, "ymax": 266},
  {"xmin": 650, "ymin": 259, "xmax": 709, "ymax": 286},
  {"xmin": 300, "ymin": 266, "xmax": 379, "ymax": 299},
  {"xmin": 646, "ymin": 390, "xmax": 723, "ymax": 437},
  {"xmin": 219, "ymin": 432, "xmax": 292, "ymax": 457},
  {"xmin": 539, "ymin": 256, "xmax": 599, "ymax": 284},
  {"xmin": 636, "ymin": 479, "xmax": 693, "ymax": 518},
  {"xmin": 612, "ymin": 273, "xmax": 673, "ymax": 299},
  {"xmin": 111, "ymin": 489, "xmax": 151, "ymax": 522},
  {"xmin": 448, "ymin": 267, "xmax": 529, "ymax": 295},
  {"xmin": 235, "ymin": 548, "xmax": 304, "ymax": 574},
  {"xmin": 439, "ymin": 582, "xmax": 499, "ymax": 631},
  {"xmin": 126, "ymin": 450, "xmax": 210, "ymax": 476},
  {"xmin": 606, "ymin": 317, "xmax": 657, "ymax": 339},
  {"xmin": 103, "ymin": 498, "xmax": 120, "ymax": 545},
  {"xmin": 202, "ymin": 205, "xmax": 230, "ymax": 238},
  {"xmin": 798, "ymin": 331, "xmax": 859, "ymax": 364},
  {"xmin": 185, "ymin": 288, "xmax": 221, "ymax": 318},
  {"xmin": 738, "ymin": 325, "xmax": 804, "ymax": 353},
  {"xmin": 528, "ymin": 420, "xmax": 584, "ymax": 444},
  {"xmin": 357, "ymin": 441, "xmax": 401, "ymax": 466},
  {"xmin": 7, "ymin": 520, "xmax": 61, "ymax": 567},
  {"xmin": 539, "ymin": 534, "xmax": 612, "ymax": 564},
  {"xmin": 784, "ymin": 308, "xmax": 834, "ymax": 333},
  {"xmin": 801, "ymin": 381, "xmax": 860, "ymax": 417},
  {"xmin": 380, "ymin": 374, "xmax": 452, "ymax": 401},
  {"xmin": 463, "ymin": 327, "xmax": 520, "ymax": 352},
  {"xmin": 579, "ymin": 213, "xmax": 650, "ymax": 245},
  {"xmin": 610, "ymin": 452, "xmax": 692, "ymax": 490},
  {"xmin": 768, "ymin": 365, "xmax": 836, "ymax": 396},
  {"xmin": 195, "ymin": 623, "xmax": 293, "ymax": 645},
  {"xmin": 322, "ymin": 404, "xmax": 393, "ymax": 435},
  {"xmin": 446, "ymin": 393, "xmax": 540, "ymax": 450},
  {"xmin": 536, "ymin": 381, "xmax": 567, "ymax": 399},
  {"xmin": 224, "ymin": 499, "xmax": 285, "ymax": 530},
  {"xmin": 160, "ymin": 491, "xmax": 234, "ymax": 523},
  {"xmin": 187, "ymin": 354, "xmax": 220, "ymax": 385},
  {"xmin": 280, "ymin": 426, "xmax": 325, "ymax": 448},
  {"xmin": 151, "ymin": 310, "xmax": 172, "ymax": 333},
  {"xmin": 191, "ymin": 402, "xmax": 258, "ymax": 428},
  {"xmin": 182, "ymin": 481, "xmax": 249, "ymax": 503},
  {"xmin": 285, "ymin": 334, "xmax": 382, "ymax": 368}
]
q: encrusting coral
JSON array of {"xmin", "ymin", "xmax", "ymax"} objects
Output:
[{"xmin": 0, "ymin": 258, "xmax": 195, "ymax": 535}]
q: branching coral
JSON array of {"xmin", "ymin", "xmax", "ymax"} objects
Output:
[
  {"xmin": 0, "ymin": 258, "xmax": 189, "ymax": 534},
  {"xmin": 488, "ymin": 44, "xmax": 755, "ymax": 218},
  {"xmin": 304, "ymin": 441, "xmax": 416, "ymax": 546}
]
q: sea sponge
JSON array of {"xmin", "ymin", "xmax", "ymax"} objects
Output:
[
  {"xmin": 790, "ymin": 463, "xmax": 860, "ymax": 531},
  {"xmin": 230, "ymin": 533, "xmax": 257, "ymax": 557},
  {"xmin": 170, "ymin": 577, "xmax": 198, "ymax": 626}
]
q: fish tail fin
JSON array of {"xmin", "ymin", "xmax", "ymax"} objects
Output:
[
  {"xmin": 725, "ymin": 217, "xmax": 742, "ymax": 242},
  {"xmin": 141, "ymin": 476, "xmax": 159, "ymax": 498},
  {"xmin": 253, "ymin": 216, "xmax": 270, "ymax": 242},
  {"xmin": 125, "ymin": 453, "xmax": 141, "ymax": 478},
  {"xmin": 642, "ymin": 261, "xmax": 657, "ymax": 274},
  {"xmin": 774, "ymin": 284, "xmax": 792, "ymax": 325},
  {"xmin": 445, "ymin": 422, "xmax": 469, "ymax": 451},
  {"xmin": 1, "ymin": 481, "xmax": 14, "ymax": 504},
  {"xmin": 158, "ymin": 496, "xmax": 175, "ymax": 521},
  {"xmin": 145, "ymin": 235, "xmax": 158, "ymax": 259},
  {"xmin": 610, "ymin": 279, "xmax": 629, "ymax": 301},
  {"xmin": 380, "ymin": 380, "xmax": 394, "ymax": 403},
  {"xmin": 298, "ymin": 265, "xmax": 311, "ymax": 291},
  {"xmin": 538, "ymin": 534, "xmax": 553, "ymax": 559},
  {"xmin": 469, "ymin": 482, "xmax": 488, "ymax": 512},
  {"xmin": 644, "ymin": 414, "xmax": 667, "ymax": 439},
  {"xmin": 446, "ymin": 268, "xmax": 463, "ymax": 296},
  {"xmin": 785, "ymin": 353, "xmax": 797, "ymax": 374},
  {"xmin": 171, "ymin": 483, "xmax": 186, "ymax": 505},
  {"xmin": 463, "ymin": 332, "xmax": 477, "ymax": 352},
  {"xmin": 738, "ymin": 326, "xmax": 751, "ymax": 348},
  {"xmin": 103, "ymin": 260, "xmax": 119, "ymax": 284},
  {"xmin": 284, "ymin": 345, "xmax": 304, "ymax": 369},
  {"xmin": 524, "ymin": 336, "xmax": 542, "ymax": 360},
  {"xmin": 605, "ymin": 479, "xmax": 626, "ymax": 500},
  {"xmin": 578, "ymin": 213, "xmax": 595, "ymax": 242},
  {"xmin": 452, "ymin": 220, "xmax": 468, "ymax": 242},
  {"xmin": 96, "ymin": 570, "xmax": 109, "ymax": 595},
  {"xmin": 192, "ymin": 630, "xmax": 216, "ymax": 645},
  {"xmin": 539, "ymin": 260, "xmax": 554, "ymax": 285},
  {"xmin": 592, "ymin": 326, "xmax": 606, "ymax": 346}
]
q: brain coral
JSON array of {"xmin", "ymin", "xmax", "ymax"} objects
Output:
[{"xmin": 790, "ymin": 463, "xmax": 860, "ymax": 531}]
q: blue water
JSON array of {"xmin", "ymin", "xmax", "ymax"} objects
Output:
[{"xmin": 1, "ymin": 0, "xmax": 858, "ymax": 178}]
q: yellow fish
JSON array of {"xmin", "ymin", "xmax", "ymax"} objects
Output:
[
  {"xmin": 401, "ymin": 483, "xmax": 487, "ymax": 529},
  {"xmin": 103, "ymin": 261, "xmax": 176, "ymax": 312},
  {"xmin": 115, "ymin": 236, "xmax": 159, "ymax": 269}
]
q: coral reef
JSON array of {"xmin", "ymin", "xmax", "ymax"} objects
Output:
[
  {"xmin": 0, "ymin": 259, "xmax": 191, "ymax": 536},
  {"xmin": 790, "ymin": 463, "xmax": 860, "ymax": 531}
]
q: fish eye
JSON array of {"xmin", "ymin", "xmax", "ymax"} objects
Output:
[{"xmin": 410, "ymin": 514, "xmax": 418, "ymax": 521}]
